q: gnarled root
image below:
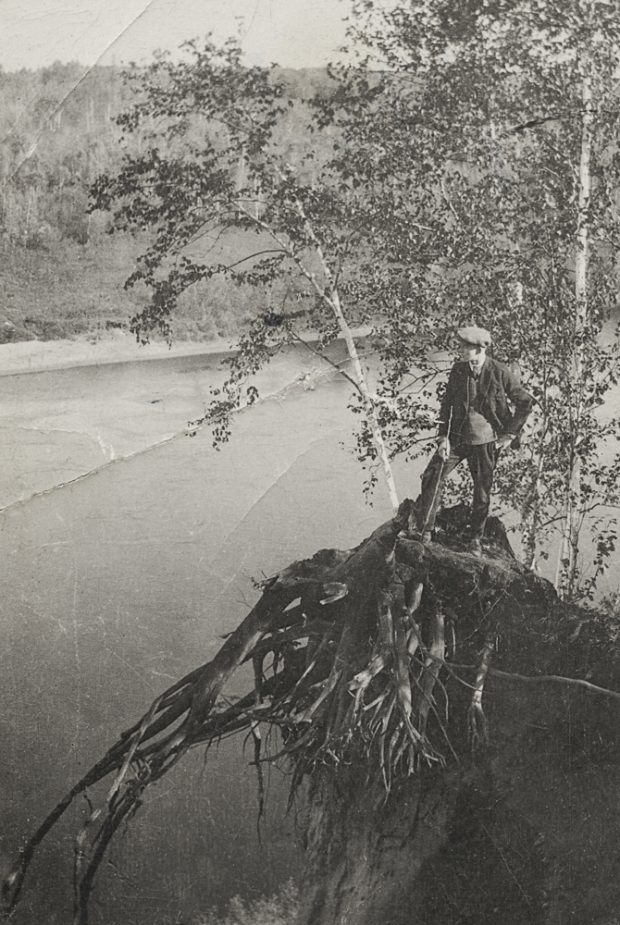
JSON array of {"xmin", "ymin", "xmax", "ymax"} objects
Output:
[
  {"xmin": 2, "ymin": 503, "xmax": 498, "ymax": 925},
  {"xmin": 468, "ymin": 636, "xmax": 495, "ymax": 750}
]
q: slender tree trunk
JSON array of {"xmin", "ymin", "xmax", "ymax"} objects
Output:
[
  {"xmin": 523, "ymin": 417, "xmax": 548, "ymax": 571},
  {"xmin": 556, "ymin": 72, "xmax": 593, "ymax": 599},
  {"xmin": 507, "ymin": 281, "xmax": 543, "ymax": 571},
  {"xmin": 295, "ymin": 201, "xmax": 400, "ymax": 510},
  {"xmin": 241, "ymin": 185, "xmax": 401, "ymax": 511},
  {"xmin": 323, "ymin": 274, "xmax": 400, "ymax": 512}
]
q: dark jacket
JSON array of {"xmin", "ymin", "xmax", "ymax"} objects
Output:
[{"xmin": 437, "ymin": 357, "xmax": 533, "ymax": 443}]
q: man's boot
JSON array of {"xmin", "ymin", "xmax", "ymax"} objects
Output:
[
  {"xmin": 399, "ymin": 518, "xmax": 432, "ymax": 543},
  {"xmin": 411, "ymin": 530, "xmax": 432, "ymax": 543}
]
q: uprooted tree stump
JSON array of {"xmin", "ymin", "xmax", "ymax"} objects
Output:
[{"xmin": 3, "ymin": 501, "xmax": 620, "ymax": 925}]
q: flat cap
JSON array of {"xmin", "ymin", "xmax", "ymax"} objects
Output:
[{"xmin": 457, "ymin": 325, "xmax": 491, "ymax": 347}]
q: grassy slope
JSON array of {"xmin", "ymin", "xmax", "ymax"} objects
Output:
[
  {"xmin": 0, "ymin": 235, "xmax": 142, "ymax": 341},
  {"xmin": 0, "ymin": 232, "xmax": 270, "ymax": 344},
  {"xmin": 0, "ymin": 64, "xmax": 332, "ymax": 346}
]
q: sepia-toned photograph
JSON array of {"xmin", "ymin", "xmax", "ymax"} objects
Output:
[{"xmin": 1, "ymin": 2, "xmax": 619, "ymax": 923}]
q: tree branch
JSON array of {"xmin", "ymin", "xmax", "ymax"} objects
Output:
[
  {"xmin": 489, "ymin": 667, "xmax": 620, "ymax": 702},
  {"xmin": 289, "ymin": 332, "xmax": 364, "ymax": 397}
]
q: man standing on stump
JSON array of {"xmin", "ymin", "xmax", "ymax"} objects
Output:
[{"xmin": 411, "ymin": 326, "xmax": 533, "ymax": 556}]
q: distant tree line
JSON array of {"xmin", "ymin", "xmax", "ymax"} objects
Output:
[
  {"xmin": 0, "ymin": 61, "xmax": 332, "ymax": 249},
  {"xmin": 0, "ymin": 61, "xmax": 335, "ymax": 340}
]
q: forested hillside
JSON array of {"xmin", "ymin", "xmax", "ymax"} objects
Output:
[{"xmin": 0, "ymin": 62, "xmax": 330, "ymax": 342}]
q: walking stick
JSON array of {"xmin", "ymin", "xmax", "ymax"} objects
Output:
[{"xmin": 418, "ymin": 406, "xmax": 453, "ymax": 537}]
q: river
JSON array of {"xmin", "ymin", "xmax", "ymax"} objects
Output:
[
  {"xmin": 0, "ymin": 340, "xmax": 617, "ymax": 924},
  {"xmin": 0, "ymin": 344, "xmax": 407, "ymax": 924}
]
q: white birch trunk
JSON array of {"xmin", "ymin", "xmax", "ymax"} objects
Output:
[
  {"xmin": 293, "ymin": 199, "xmax": 400, "ymax": 511},
  {"xmin": 556, "ymin": 72, "xmax": 593, "ymax": 599},
  {"xmin": 509, "ymin": 281, "xmax": 541, "ymax": 570},
  {"xmin": 323, "ymin": 272, "xmax": 400, "ymax": 512},
  {"xmin": 240, "ymin": 186, "xmax": 401, "ymax": 512},
  {"xmin": 524, "ymin": 422, "xmax": 547, "ymax": 572}
]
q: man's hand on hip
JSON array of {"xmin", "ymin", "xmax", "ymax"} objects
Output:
[
  {"xmin": 437, "ymin": 436, "xmax": 450, "ymax": 460},
  {"xmin": 495, "ymin": 434, "xmax": 513, "ymax": 451}
]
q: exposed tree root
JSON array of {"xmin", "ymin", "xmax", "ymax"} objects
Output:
[
  {"xmin": 3, "ymin": 503, "xmax": 618, "ymax": 925},
  {"xmin": 468, "ymin": 636, "xmax": 495, "ymax": 750}
]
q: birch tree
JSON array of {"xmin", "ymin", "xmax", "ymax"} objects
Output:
[
  {"xmin": 92, "ymin": 6, "xmax": 620, "ymax": 597},
  {"xmin": 335, "ymin": 0, "xmax": 620, "ymax": 599},
  {"xmin": 91, "ymin": 39, "xmax": 401, "ymax": 510}
]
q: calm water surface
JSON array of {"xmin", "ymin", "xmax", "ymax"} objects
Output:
[
  {"xmin": 2, "ymin": 344, "xmax": 617, "ymax": 923},
  {"xmin": 0, "ymin": 347, "xmax": 403, "ymax": 924}
]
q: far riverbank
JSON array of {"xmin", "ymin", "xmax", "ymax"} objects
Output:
[
  {"xmin": 0, "ymin": 332, "xmax": 235, "ymax": 377},
  {"xmin": 0, "ymin": 327, "xmax": 375, "ymax": 378}
]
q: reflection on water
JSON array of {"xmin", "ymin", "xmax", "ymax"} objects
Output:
[{"xmin": 0, "ymin": 346, "xmax": 404, "ymax": 924}]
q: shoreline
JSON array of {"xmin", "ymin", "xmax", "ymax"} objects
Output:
[
  {"xmin": 0, "ymin": 333, "xmax": 236, "ymax": 378},
  {"xmin": 0, "ymin": 327, "xmax": 373, "ymax": 378}
]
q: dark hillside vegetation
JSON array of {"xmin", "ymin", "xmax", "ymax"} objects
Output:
[{"xmin": 0, "ymin": 63, "xmax": 336, "ymax": 342}]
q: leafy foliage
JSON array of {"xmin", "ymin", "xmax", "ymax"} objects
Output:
[
  {"xmin": 88, "ymin": 3, "xmax": 620, "ymax": 596},
  {"xmin": 91, "ymin": 38, "xmax": 409, "ymax": 504},
  {"xmin": 335, "ymin": 0, "xmax": 620, "ymax": 597}
]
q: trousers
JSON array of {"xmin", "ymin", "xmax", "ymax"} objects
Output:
[{"xmin": 415, "ymin": 441, "xmax": 498, "ymax": 538}]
